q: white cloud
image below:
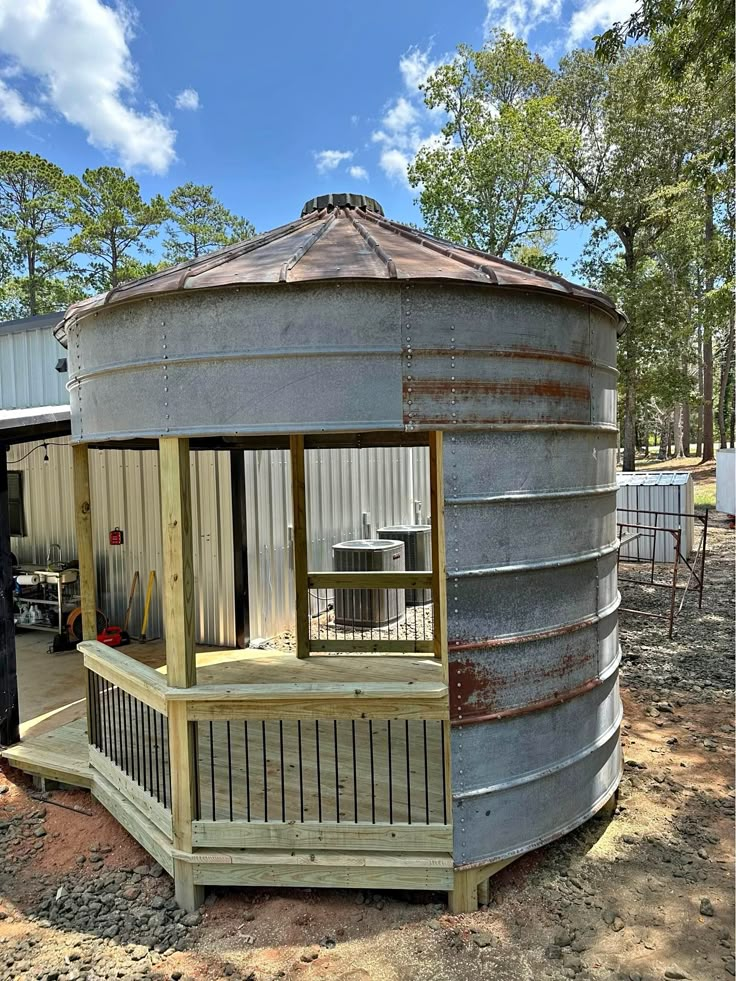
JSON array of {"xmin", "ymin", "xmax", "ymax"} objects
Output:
[
  {"xmin": 484, "ymin": 0, "xmax": 563, "ymax": 39},
  {"xmin": 378, "ymin": 148, "xmax": 412, "ymax": 186},
  {"xmin": 348, "ymin": 165, "xmax": 369, "ymax": 181},
  {"xmin": 399, "ymin": 45, "xmax": 439, "ymax": 90},
  {"xmin": 567, "ymin": 0, "xmax": 640, "ymax": 47},
  {"xmin": 314, "ymin": 149, "xmax": 353, "ymax": 174},
  {"xmin": 0, "ymin": 77, "xmax": 40, "ymax": 124},
  {"xmin": 175, "ymin": 87, "xmax": 199, "ymax": 111},
  {"xmin": 0, "ymin": 0, "xmax": 176, "ymax": 174}
]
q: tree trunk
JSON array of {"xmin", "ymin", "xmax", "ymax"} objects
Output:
[
  {"xmin": 26, "ymin": 247, "xmax": 36, "ymax": 317},
  {"xmin": 623, "ymin": 383, "xmax": 636, "ymax": 471},
  {"xmin": 673, "ymin": 404, "xmax": 684, "ymax": 457},
  {"xmin": 682, "ymin": 400, "xmax": 691, "ymax": 456},
  {"xmin": 658, "ymin": 413, "xmax": 668, "ymax": 460},
  {"xmin": 696, "ymin": 323, "xmax": 704, "ymax": 457},
  {"xmin": 702, "ymin": 192, "xmax": 715, "ymax": 462},
  {"xmin": 718, "ymin": 316, "xmax": 735, "ymax": 449}
]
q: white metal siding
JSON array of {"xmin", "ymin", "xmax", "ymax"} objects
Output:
[
  {"xmin": 9, "ymin": 440, "xmax": 428, "ymax": 645},
  {"xmin": 0, "ymin": 328, "xmax": 68, "ymax": 409},
  {"xmin": 716, "ymin": 449, "xmax": 735, "ymax": 514}
]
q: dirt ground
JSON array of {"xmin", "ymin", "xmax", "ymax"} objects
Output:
[{"xmin": 0, "ymin": 523, "xmax": 733, "ymax": 981}]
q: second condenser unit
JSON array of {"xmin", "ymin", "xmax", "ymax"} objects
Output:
[
  {"xmin": 378, "ymin": 525, "xmax": 432, "ymax": 605},
  {"xmin": 332, "ymin": 539, "xmax": 405, "ymax": 627}
]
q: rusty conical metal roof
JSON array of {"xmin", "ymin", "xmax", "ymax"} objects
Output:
[{"xmin": 55, "ymin": 198, "xmax": 623, "ymax": 344}]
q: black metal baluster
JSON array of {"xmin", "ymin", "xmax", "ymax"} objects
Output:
[
  {"xmin": 161, "ymin": 714, "xmax": 169, "ymax": 808},
  {"xmin": 102, "ymin": 677, "xmax": 111, "ymax": 758},
  {"xmin": 405, "ymin": 719, "xmax": 412, "ymax": 825},
  {"xmin": 441, "ymin": 721, "xmax": 448, "ymax": 824},
  {"xmin": 134, "ymin": 698, "xmax": 142, "ymax": 784},
  {"xmin": 139, "ymin": 699, "xmax": 147, "ymax": 791},
  {"xmin": 297, "ymin": 720, "xmax": 304, "ymax": 822},
  {"xmin": 262, "ymin": 721, "xmax": 268, "ymax": 823},
  {"xmin": 194, "ymin": 722, "xmax": 201, "ymax": 820},
  {"xmin": 226, "ymin": 721, "xmax": 233, "ymax": 822},
  {"xmin": 244, "ymin": 721, "xmax": 251, "ymax": 821},
  {"xmin": 117, "ymin": 687, "xmax": 126, "ymax": 773},
  {"xmin": 209, "ymin": 721, "xmax": 216, "ymax": 821},
  {"xmin": 423, "ymin": 720, "xmax": 429, "ymax": 825},
  {"xmin": 279, "ymin": 721, "xmax": 285, "ymax": 822},
  {"xmin": 87, "ymin": 673, "xmax": 96, "ymax": 748},
  {"xmin": 315, "ymin": 721, "xmax": 322, "ymax": 822},
  {"xmin": 387, "ymin": 720, "xmax": 393, "ymax": 824},
  {"xmin": 334, "ymin": 720, "xmax": 340, "ymax": 823},
  {"xmin": 351, "ymin": 720, "xmax": 358, "ymax": 823},
  {"xmin": 147, "ymin": 705, "xmax": 154, "ymax": 793},
  {"xmin": 154, "ymin": 709, "xmax": 161, "ymax": 803},
  {"xmin": 369, "ymin": 720, "xmax": 375, "ymax": 824}
]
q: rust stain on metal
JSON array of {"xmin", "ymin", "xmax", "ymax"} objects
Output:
[
  {"xmin": 405, "ymin": 379, "xmax": 591, "ymax": 402},
  {"xmin": 448, "ymin": 647, "xmax": 597, "ymax": 725},
  {"xmin": 449, "ymin": 654, "xmax": 605, "ymax": 726},
  {"xmin": 450, "ymin": 616, "xmax": 595, "ymax": 652},
  {"xmin": 409, "ymin": 347, "xmax": 593, "ymax": 368}
]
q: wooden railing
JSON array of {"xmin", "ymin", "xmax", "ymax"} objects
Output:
[
  {"xmin": 81, "ymin": 642, "xmax": 172, "ymax": 839},
  {"xmin": 306, "ymin": 572, "xmax": 435, "ymax": 655},
  {"xmin": 80, "ymin": 642, "xmax": 451, "ymax": 868}
]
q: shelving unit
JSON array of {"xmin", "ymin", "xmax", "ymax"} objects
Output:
[{"xmin": 14, "ymin": 569, "xmax": 79, "ymax": 634}]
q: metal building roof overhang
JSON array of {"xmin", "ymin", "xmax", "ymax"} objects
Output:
[
  {"xmin": 0, "ymin": 404, "xmax": 71, "ymax": 445},
  {"xmin": 54, "ymin": 204, "xmax": 626, "ymax": 346}
]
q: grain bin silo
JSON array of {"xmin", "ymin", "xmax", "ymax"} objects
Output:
[{"xmin": 53, "ymin": 192, "xmax": 625, "ymax": 910}]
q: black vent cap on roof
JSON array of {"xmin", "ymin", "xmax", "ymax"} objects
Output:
[{"xmin": 301, "ymin": 193, "xmax": 384, "ymax": 217}]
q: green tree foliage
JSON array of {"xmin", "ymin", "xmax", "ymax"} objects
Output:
[
  {"xmin": 594, "ymin": 0, "xmax": 735, "ymax": 86},
  {"xmin": 552, "ymin": 47, "xmax": 705, "ymax": 469},
  {"xmin": 0, "ymin": 151, "xmax": 77, "ymax": 315},
  {"xmin": 163, "ymin": 182, "xmax": 254, "ymax": 263},
  {"xmin": 70, "ymin": 167, "xmax": 168, "ymax": 289},
  {"xmin": 408, "ymin": 31, "xmax": 568, "ymax": 267}
]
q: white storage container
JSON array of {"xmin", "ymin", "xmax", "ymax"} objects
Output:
[
  {"xmin": 617, "ymin": 472, "xmax": 694, "ymax": 562},
  {"xmin": 716, "ymin": 449, "xmax": 735, "ymax": 515}
]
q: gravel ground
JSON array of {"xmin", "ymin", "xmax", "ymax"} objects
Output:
[{"xmin": 0, "ymin": 521, "xmax": 732, "ymax": 981}]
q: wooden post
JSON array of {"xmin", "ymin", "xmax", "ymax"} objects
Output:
[
  {"xmin": 230, "ymin": 450, "xmax": 250, "ymax": 649},
  {"xmin": 160, "ymin": 437, "xmax": 195, "ymax": 688},
  {"xmin": 159, "ymin": 437, "xmax": 203, "ymax": 911},
  {"xmin": 0, "ymin": 445, "xmax": 19, "ymax": 747},
  {"xmin": 449, "ymin": 868, "xmax": 478, "ymax": 913},
  {"xmin": 72, "ymin": 444, "xmax": 97, "ymax": 641},
  {"xmin": 289, "ymin": 434, "xmax": 309, "ymax": 659}
]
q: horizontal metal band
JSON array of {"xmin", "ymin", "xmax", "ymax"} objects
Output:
[
  {"xmin": 448, "ymin": 539, "xmax": 620, "ymax": 578},
  {"xmin": 453, "ymin": 698, "xmax": 623, "ymax": 800},
  {"xmin": 417, "ymin": 423, "xmax": 619, "ymax": 434},
  {"xmin": 449, "ymin": 593, "xmax": 621, "ymax": 652},
  {"xmin": 67, "ymin": 345, "xmax": 401, "ymax": 389},
  {"xmin": 592, "ymin": 359, "xmax": 620, "ymax": 377},
  {"xmin": 445, "ymin": 484, "xmax": 618, "ymax": 506},
  {"xmin": 452, "ymin": 762, "xmax": 623, "ymax": 871},
  {"xmin": 450, "ymin": 645, "xmax": 621, "ymax": 727},
  {"xmin": 70, "ymin": 419, "xmax": 406, "ymax": 443}
]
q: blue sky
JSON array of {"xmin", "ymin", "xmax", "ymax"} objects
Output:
[{"xmin": 0, "ymin": 0, "xmax": 637, "ymax": 277}]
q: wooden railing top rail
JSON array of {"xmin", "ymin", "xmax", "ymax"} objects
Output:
[
  {"xmin": 307, "ymin": 571, "xmax": 433, "ymax": 589},
  {"xmin": 80, "ymin": 640, "xmax": 167, "ymax": 714}
]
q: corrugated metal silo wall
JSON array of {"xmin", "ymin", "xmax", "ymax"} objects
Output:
[
  {"xmin": 0, "ymin": 327, "xmax": 68, "ymax": 409},
  {"xmin": 405, "ymin": 285, "xmax": 622, "ymax": 869},
  {"xmin": 9, "ymin": 439, "xmax": 428, "ymax": 645}
]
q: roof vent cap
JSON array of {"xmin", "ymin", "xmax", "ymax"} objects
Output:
[{"xmin": 301, "ymin": 193, "xmax": 384, "ymax": 217}]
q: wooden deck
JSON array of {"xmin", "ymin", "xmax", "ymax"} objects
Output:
[
  {"xmin": 3, "ymin": 717, "xmax": 91, "ymax": 788},
  {"xmin": 3, "ymin": 649, "xmax": 454, "ymax": 896}
]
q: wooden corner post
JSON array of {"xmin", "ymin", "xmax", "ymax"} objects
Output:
[
  {"xmin": 159, "ymin": 436, "xmax": 203, "ymax": 912},
  {"xmin": 72, "ymin": 443, "xmax": 97, "ymax": 641},
  {"xmin": 290, "ymin": 434, "xmax": 309, "ymax": 659}
]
